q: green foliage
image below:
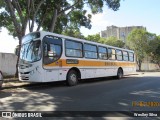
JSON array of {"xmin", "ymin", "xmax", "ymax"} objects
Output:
[
  {"xmin": 127, "ymin": 29, "xmax": 160, "ymax": 70},
  {"xmin": 36, "ymin": 1, "xmax": 92, "ymax": 33},
  {"xmin": 127, "ymin": 28, "xmax": 149, "ymax": 70},
  {"xmin": 0, "ymin": 1, "xmax": 14, "ymax": 36},
  {"xmin": 85, "ymin": 35, "xmax": 124, "ymax": 48},
  {"xmin": 147, "ymin": 36, "xmax": 160, "ymax": 68},
  {"xmin": 85, "ymin": 34, "xmax": 100, "ymax": 42},
  {"xmin": 88, "ymin": 0, "xmax": 120, "ymax": 14},
  {"xmin": 99, "ymin": 37, "xmax": 107, "ymax": 44},
  {"xmin": 105, "ymin": 36, "xmax": 125, "ymax": 48},
  {"xmin": 0, "ymin": 0, "xmax": 121, "ymax": 38},
  {"xmin": 62, "ymin": 27, "xmax": 85, "ymax": 39}
]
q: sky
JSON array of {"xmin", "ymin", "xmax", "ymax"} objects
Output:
[{"xmin": 0, "ymin": 0, "xmax": 160, "ymax": 53}]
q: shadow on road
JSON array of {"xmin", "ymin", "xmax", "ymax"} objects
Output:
[{"xmin": 0, "ymin": 91, "xmax": 12, "ymax": 98}]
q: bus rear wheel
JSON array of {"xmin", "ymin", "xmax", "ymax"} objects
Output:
[
  {"xmin": 67, "ymin": 70, "xmax": 78, "ymax": 86},
  {"xmin": 117, "ymin": 68, "xmax": 123, "ymax": 79}
]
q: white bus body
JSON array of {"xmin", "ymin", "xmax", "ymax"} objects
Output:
[{"xmin": 18, "ymin": 31, "xmax": 136, "ymax": 86}]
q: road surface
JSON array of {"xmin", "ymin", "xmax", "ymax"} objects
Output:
[{"xmin": 0, "ymin": 72, "xmax": 160, "ymax": 119}]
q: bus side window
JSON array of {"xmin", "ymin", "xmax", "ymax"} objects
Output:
[
  {"xmin": 129, "ymin": 52, "xmax": 134, "ymax": 62},
  {"xmin": 84, "ymin": 43, "xmax": 97, "ymax": 59},
  {"xmin": 116, "ymin": 49, "xmax": 123, "ymax": 61},
  {"xmin": 98, "ymin": 46, "xmax": 107, "ymax": 60},
  {"xmin": 108, "ymin": 48, "xmax": 116, "ymax": 60},
  {"xmin": 65, "ymin": 40, "xmax": 83, "ymax": 58},
  {"xmin": 43, "ymin": 36, "xmax": 62, "ymax": 65},
  {"xmin": 123, "ymin": 51, "xmax": 129, "ymax": 61}
]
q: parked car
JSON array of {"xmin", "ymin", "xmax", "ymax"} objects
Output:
[{"xmin": 0, "ymin": 71, "xmax": 3, "ymax": 89}]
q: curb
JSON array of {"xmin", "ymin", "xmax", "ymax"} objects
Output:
[
  {"xmin": 1, "ymin": 81, "xmax": 63, "ymax": 90},
  {"xmin": 2, "ymin": 82, "xmax": 31, "ymax": 90},
  {"xmin": 3, "ymin": 79, "xmax": 19, "ymax": 83}
]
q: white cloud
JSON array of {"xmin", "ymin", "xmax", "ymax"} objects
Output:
[{"xmin": 91, "ymin": 12, "xmax": 113, "ymax": 29}]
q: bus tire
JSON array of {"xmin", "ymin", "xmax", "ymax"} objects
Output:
[
  {"xmin": 117, "ymin": 68, "xmax": 123, "ymax": 79},
  {"xmin": 67, "ymin": 70, "xmax": 78, "ymax": 86}
]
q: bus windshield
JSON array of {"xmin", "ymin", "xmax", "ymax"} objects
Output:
[{"xmin": 20, "ymin": 40, "xmax": 41, "ymax": 63}]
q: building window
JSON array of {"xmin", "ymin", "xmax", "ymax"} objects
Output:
[
  {"xmin": 84, "ymin": 43, "xmax": 97, "ymax": 59},
  {"xmin": 65, "ymin": 40, "xmax": 83, "ymax": 58}
]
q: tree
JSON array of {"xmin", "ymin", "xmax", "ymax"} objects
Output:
[
  {"xmin": 1, "ymin": 0, "xmax": 121, "ymax": 37},
  {"xmin": 0, "ymin": 0, "xmax": 121, "ymax": 76},
  {"xmin": 105, "ymin": 36, "xmax": 125, "ymax": 48},
  {"xmin": 127, "ymin": 29, "xmax": 149, "ymax": 71},
  {"xmin": 85, "ymin": 34, "xmax": 100, "ymax": 42},
  {"xmin": 62, "ymin": 26, "xmax": 85, "ymax": 39},
  {"xmin": 147, "ymin": 35, "xmax": 160, "ymax": 68},
  {"xmin": 98, "ymin": 37, "xmax": 107, "ymax": 44},
  {"xmin": 85, "ymin": 35, "xmax": 125, "ymax": 48}
]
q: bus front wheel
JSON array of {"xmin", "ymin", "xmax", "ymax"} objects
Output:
[
  {"xmin": 117, "ymin": 68, "xmax": 123, "ymax": 79},
  {"xmin": 67, "ymin": 70, "xmax": 78, "ymax": 86}
]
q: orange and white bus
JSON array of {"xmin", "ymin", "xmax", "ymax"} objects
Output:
[{"xmin": 18, "ymin": 31, "xmax": 136, "ymax": 86}]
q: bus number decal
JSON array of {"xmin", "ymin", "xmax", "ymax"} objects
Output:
[{"xmin": 66, "ymin": 59, "xmax": 79, "ymax": 64}]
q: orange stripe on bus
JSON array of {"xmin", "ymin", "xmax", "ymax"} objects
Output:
[{"xmin": 44, "ymin": 59, "xmax": 136, "ymax": 67}]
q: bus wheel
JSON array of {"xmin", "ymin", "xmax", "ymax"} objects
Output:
[
  {"xmin": 67, "ymin": 70, "xmax": 78, "ymax": 86},
  {"xmin": 117, "ymin": 68, "xmax": 123, "ymax": 79}
]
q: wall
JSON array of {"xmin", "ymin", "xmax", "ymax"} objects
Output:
[
  {"xmin": 141, "ymin": 62, "xmax": 159, "ymax": 71},
  {"xmin": 0, "ymin": 53, "xmax": 17, "ymax": 76}
]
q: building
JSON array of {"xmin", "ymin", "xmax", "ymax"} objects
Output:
[{"xmin": 100, "ymin": 25, "xmax": 146, "ymax": 42}]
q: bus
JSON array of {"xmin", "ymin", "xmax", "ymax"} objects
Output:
[{"xmin": 18, "ymin": 31, "xmax": 136, "ymax": 86}]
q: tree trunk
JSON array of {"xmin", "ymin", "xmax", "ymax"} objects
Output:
[
  {"xmin": 138, "ymin": 60, "xmax": 142, "ymax": 71},
  {"xmin": 137, "ymin": 59, "xmax": 142, "ymax": 71},
  {"xmin": 139, "ymin": 62, "xmax": 142, "ymax": 71},
  {"xmin": 15, "ymin": 37, "xmax": 22, "ymax": 77},
  {"xmin": 49, "ymin": 9, "xmax": 58, "ymax": 32},
  {"xmin": 157, "ymin": 63, "xmax": 160, "ymax": 69}
]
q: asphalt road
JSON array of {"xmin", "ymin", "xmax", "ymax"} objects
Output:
[{"xmin": 0, "ymin": 72, "xmax": 160, "ymax": 119}]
